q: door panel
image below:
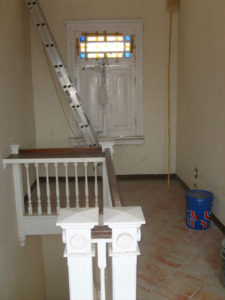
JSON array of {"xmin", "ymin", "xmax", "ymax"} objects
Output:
[
  {"xmin": 79, "ymin": 69, "xmax": 103, "ymax": 134},
  {"xmin": 106, "ymin": 66, "xmax": 136, "ymax": 136}
]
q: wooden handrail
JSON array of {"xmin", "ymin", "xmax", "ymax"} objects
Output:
[
  {"xmin": 92, "ymin": 149, "xmax": 122, "ymax": 238},
  {"xmin": 6, "ymin": 147, "xmax": 104, "ymax": 160},
  {"xmin": 92, "ymin": 225, "xmax": 112, "ymax": 239},
  {"xmin": 105, "ymin": 149, "xmax": 122, "ymax": 207},
  {"xmin": 93, "ymin": 148, "xmax": 122, "ymax": 238},
  {"xmin": 19, "ymin": 147, "xmax": 102, "ymax": 154}
]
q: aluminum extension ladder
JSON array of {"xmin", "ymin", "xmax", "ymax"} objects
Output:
[{"xmin": 25, "ymin": 0, "xmax": 97, "ymax": 147}]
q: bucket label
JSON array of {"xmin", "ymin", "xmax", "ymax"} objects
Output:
[
  {"xmin": 187, "ymin": 210, "xmax": 211, "ymax": 230},
  {"xmin": 204, "ymin": 211, "xmax": 210, "ymax": 221},
  {"xmin": 191, "ymin": 210, "xmax": 199, "ymax": 221}
]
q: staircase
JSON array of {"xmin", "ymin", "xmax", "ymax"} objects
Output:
[{"xmin": 3, "ymin": 144, "xmax": 145, "ymax": 300}]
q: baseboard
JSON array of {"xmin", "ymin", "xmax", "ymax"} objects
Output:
[
  {"xmin": 117, "ymin": 174, "xmax": 176, "ymax": 180},
  {"xmin": 211, "ymin": 213, "xmax": 225, "ymax": 235},
  {"xmin": 174, "ymin": 175, "xmax": 189, "ymax": 191}
]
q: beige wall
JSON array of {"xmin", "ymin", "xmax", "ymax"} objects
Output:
[
  {"xmin": 30, "ymin": 0, "xmax": 178, "ymax": 175},
  {"xmin": 177, "ymin": 0, "xmax": 225, "ymax": 224},
  {"xmin": 0, "ymin": 0, "xmax": 46, "ymax": 299},
  {"xmin": 30, "ymin": 2, "xmax": 178, "ymax": 298},
  {"xmin": 42, "ymin": 236, "xmax": 69, "ymax": 300}
]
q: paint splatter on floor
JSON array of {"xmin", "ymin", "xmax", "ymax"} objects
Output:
[{"xmin": 119, "ymin": 179, "xmax": 225, "ymax": 300}]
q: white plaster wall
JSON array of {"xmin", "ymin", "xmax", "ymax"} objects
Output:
[
  {"xmin": 30, "ymin": 2, "xmax": 178, "ymax": 298},
  {"xmin": 30, "ymin": 0, "xmax": 178, "ymax": 175},
  {"xmin": 177, "ymin": 0, "xmax": 225, "ymax": 225},
  {"xmin": 42, "ymin": 236, "xmax": 69, "ymax": 300},
  {"xmin": 0, "ymin": 0, "xmax": 46, "ymax": 299}
]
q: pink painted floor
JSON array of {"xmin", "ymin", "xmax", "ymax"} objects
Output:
[{"xmin": 119, "ymin": 179, "xmax": 225, "ymax": 300}]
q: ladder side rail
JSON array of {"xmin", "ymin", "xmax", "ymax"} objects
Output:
[
  {"xmin": 27, "ymin": 1, "xmax": 77, "ymax": 92},
  {"xmin": 28, "ymin": 2, "xmax": 61, "ymax": 67},
  {"xmin": 25, "ymin": 0, "xmax": 97, "ymax": 147}
]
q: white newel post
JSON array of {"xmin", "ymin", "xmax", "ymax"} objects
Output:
[
  {"xmin": 104, "ymin": 207, "xmax": 145, "ymax": 300},
  {"xmin": 12, "ymin": 163, "xmax": 26, "ymax": 246},
  {"xmin": 56, "ymin": 208, "xmax": 98, "ymax": 300},
  {"xmin": 8, "ymin": 145, "xmax": 26, "ymax": 246},
  {"xmin": 99, "ymin": 140, "xmax": 115, "ymax": 156}
]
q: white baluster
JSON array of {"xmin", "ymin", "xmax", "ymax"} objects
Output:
[
  {"xmin": 84, "ymin": 162, "xmax": 89, "ymax": 207},
  {"xmin": 35, "ymin": 163, "xmax": 42, "ymax": 215},
  {"xmin": 102, "ymin": 161, "xmax": 109, "ymax": 207},
  {"xmin": 44, "ymin": 163, "xmax": 51, "ymax": 215},
  {"xmin": 64, "ymin": 163, "xmax": 70, "ymax": 208},
  {"xmin": 74, "ymin": 163, "xmax": 79, "ymax": 208},
  {"xmin": 25, "ymin": 163, "xmax": 32, "ymax": 215},
  {"xmin": 94, "ymin": 162, "xmax": 98, "ymax": 207},
  {"xmin": 97, "ymin": 240, "xmax": 107, "ymax": 300},
  {"xmin": 54, "ymin": 163, "xmax": 60, "ymax": 214}
]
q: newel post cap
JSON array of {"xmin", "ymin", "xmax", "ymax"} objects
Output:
[
  {"xmin": 104, "ymin": 206, "xmax": 146, "ymax": 227},
  {"xmin": 56, "ymin": 208, "xmax": 99, "ymax": 229},
  {"xmin": 10, "ymin": 144, "xmax": 20, "ymax": 155},
  {"xmin": 99, "ymin": 139, "xmax": 115, "ymax": 155}
]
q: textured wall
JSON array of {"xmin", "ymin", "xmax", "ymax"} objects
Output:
[
  {"xmin": 30, "ymin": 0, "xmax": 178, "ymax": 175},
  {"xmin": 177, "ymin": 0, "xmax": 225, "ymax": 225},
  {"xmin": 42, "ymin": 235, "xmax": 69, "ymax": 300},
  {"xmin": 0, "ymin": 0, "xmax": 46, "ymax": 299}
]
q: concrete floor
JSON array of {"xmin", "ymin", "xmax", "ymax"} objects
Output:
[{"xmin": 119, "ymin": 179, "xmax": 225, "ymax": 300}]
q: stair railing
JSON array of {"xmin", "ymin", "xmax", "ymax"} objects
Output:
[{"xmin": 3, "ymin": 145, "xmax": 145, "ymax": 300}]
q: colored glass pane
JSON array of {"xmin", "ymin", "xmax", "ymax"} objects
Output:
[{"xmin": 79, "ymin": 33, "xmax": 132, "ymax": 59}]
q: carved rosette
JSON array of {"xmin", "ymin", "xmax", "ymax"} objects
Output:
[
  {"xmin": 116, "ymin": 233, "xmax": 133, "ymax": 250},
  {"xmin": 70, "ymin": 234, "xmax": 87, "ymax": 250}
]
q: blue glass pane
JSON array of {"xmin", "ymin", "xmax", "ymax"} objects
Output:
[
  {"xmin": 80, "ymin": 53, "xmax": 86, "ymax": 59},
  {"xmin": 80, "ymin": 36, "xmax": 86, "ymax": 42},
  {"xmin": 125, "ymin": 35, "xmax": 131, "ymax": 41},
  {"xmin": 125, "ymin": 52, "xmax": 131, "ymax": 58}
]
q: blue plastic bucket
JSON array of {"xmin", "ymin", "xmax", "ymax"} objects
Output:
[{"xmin": 186, "ymin": 190, "xmax": 213, "ymax": 230}]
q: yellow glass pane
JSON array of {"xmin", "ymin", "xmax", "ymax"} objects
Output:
[
  {"xmin": 97, "ymin": 36, "xmax": 104, "ymax": 41},
  {"xmin": 87, "ymin": 36, "xmax": 105, "ymax": 42},
  {"xmin": 125, "ymin": 43, "xmax": 131, "ymax": 51},
  {"xmin": 107, "ymin": 36, "xmax": 116, "ymax": 42},
  {"xmin": 87, "ymin": 36, "xmax": 97, "ymax": 42},
  {"xmin": 80, "ymin": 43, "xmax": 86, "ymax": 51},
  {"xmin": 106, "ymin": 52, "xmax": 123, "ymax": 58},
  {"xmin": 87, "ymin": 53, "xmax": 104, "ymax": 59},
  {"xmin": 117, "ymin": 36, "xmax": 124, "ymax": 41},
  {"xmin": 86, "ymin": 42, "xmax": 124, "ymax": 53},
  {"xmin": 106, "ymin": 35, "xmax": 124, "ymax": 42}
]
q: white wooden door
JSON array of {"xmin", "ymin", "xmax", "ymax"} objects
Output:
[
  {"xmin": 66, "ymin": 20, "xmax": 143, "ymax": 140},
  {"xmin": 76, "ymin": 63, "xmax": 136, "ymax": 137}
]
